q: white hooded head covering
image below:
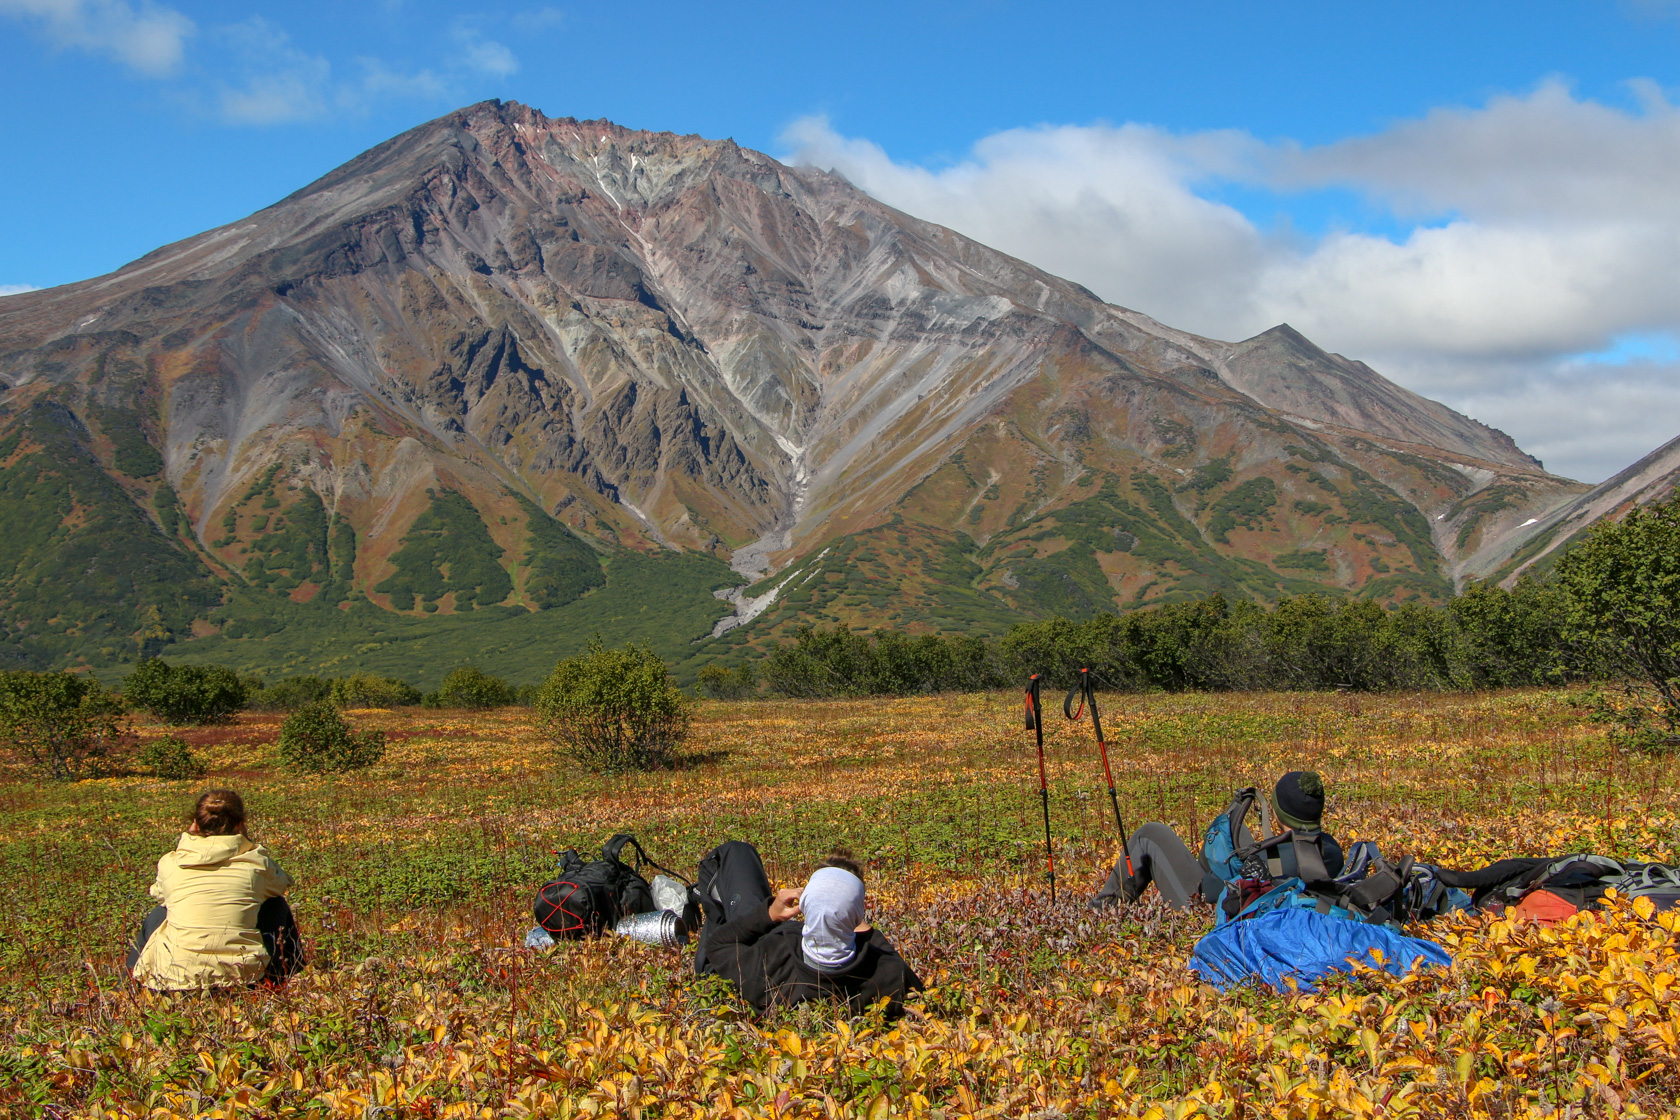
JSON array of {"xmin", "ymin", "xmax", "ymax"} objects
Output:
[{"xmin": 799, "ymin": 866, "xmax": 865, "ymax": 972}]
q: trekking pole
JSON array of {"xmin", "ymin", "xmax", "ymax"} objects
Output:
[
  {"xmin": 1024, "ymin": 674, "xmax": 1056, "ymax": 903},
  {"xmin": 1065, "ymin": 668, "xmax": 1132, "ymax": 878}
]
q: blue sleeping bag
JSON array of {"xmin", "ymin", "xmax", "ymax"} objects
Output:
[{"xmin": 1190, "ymin": 908, "xmax": 1452, "ymax": 992}]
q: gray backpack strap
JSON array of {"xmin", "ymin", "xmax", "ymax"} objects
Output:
[
  {"xmin": 1292, "ymin": 833, "xmax": 1332, "ymax": 886},
  {"xmin": 1617, "ymin": 863, "xmax": 1680, "ymax": 896}
]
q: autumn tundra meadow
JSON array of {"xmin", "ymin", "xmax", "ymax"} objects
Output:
[{"xmin": 5, "ymin": 688, "xmax": 1680, "ymax": 1119}]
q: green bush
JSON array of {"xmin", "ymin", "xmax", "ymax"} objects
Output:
[
  {"xmin": 330, "ymin": 673, "xmax": 423, "ymax": 708},
  {"xmin": 123, "ymin": 658, "xmax": 248, "ymax": 724},
  {"xmin": 246, "ymin": 676, "xmax": 333, "ymax": 711},
  {"xmin": 1555, "ymin": 487, "xmax": 1680, "ymax": 749},
  {"xmin": 0, "ymin": 671, "xmax": 128, "ymax": 780},
  {"xmin": 763, "ymin": 625, "xmax": 1009, "ymax": 698},
  {"xmin": 138, "ymin": 734, "xmax": 208, "ymax": 780},
  {"xmin": 427, "ymin": 666, "xmax": 515, "ymax": 710},
  {"xmin": 277, "ymin": 702, "xmax": 386, "ymax": 773},
  {"xmin": 535, "ymin": 639, "xmax": 692, "ymax": 772},
  {"xmin": 696, "ymin": 661, "xmax": 758, "ymax": 700}
]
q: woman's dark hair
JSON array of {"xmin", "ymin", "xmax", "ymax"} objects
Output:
[
  {"xmin": 192, "ymin": 789, "xmax": 246, "ymax": 836},
  {"xmin": 819, "ymin": 848, "xmax": 862, "ymax": 880}
]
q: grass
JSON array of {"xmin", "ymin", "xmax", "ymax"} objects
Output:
[{"xmin": 5, "ymin": 687, "xmax": 1680, "ymax": 1116}]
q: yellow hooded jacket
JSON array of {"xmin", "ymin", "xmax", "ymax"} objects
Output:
[{"xmin": 131, "ymin": 832, "xmax": 293, "ymax": 991}]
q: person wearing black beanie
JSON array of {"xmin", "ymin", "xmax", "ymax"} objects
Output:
[
  {"xmin": 1092, "ymin": 770, "xmax": 1344, "ymax": 910},
  {"xmin": 1270, "ymin": 770, "xmax": 1344, "ymax": 882},
  {"xmin": 1275, "ymin": 771, "xmax": 1326, "ymax": 831}
]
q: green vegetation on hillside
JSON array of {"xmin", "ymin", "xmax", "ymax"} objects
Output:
[
  {"xmin": 375, "ymin": 488, "xmax": 512, "ymax": 611},
  {"xmin": 0, "ymin": 400, "xmax": 223, "ymax": 668},
  {"xmin": 243, "ymin": 486, "xmax": 330, "ymax": 595},
  {"xmin": 89, "ymin": 404, "xmax": 162, "ymax": 477},
  {"xmin": 743, "ymin": 519, "xmax": 1024, "ymax": 639},
  {"xmin": 1206, "ymin": 476, "xmax": 1278, "ymax": 543},
  {"xmin": 985, "ymin": 474, "xmax": 1336, "ymax": 618},
  {"xmin": 150, "ymin": 548, "xmax": 739, "ymax": 689},
  {"xmin": 514, "ymin": 493, "xmax": 604, "ymax": 609}
]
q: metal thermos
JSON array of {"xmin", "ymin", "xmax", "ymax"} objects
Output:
[{"xmin": 613, "ymin": 910, "xmax": 688, "ymax": 947}]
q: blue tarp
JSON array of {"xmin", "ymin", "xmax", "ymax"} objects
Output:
[{"xmin": 1190, "ymin": 908, "xmax": 1452, "ymax": 992}]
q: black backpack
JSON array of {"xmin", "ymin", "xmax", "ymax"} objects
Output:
[{"xmin": 534, "ymin": 834, "xmax": 663, "ymax": 939}]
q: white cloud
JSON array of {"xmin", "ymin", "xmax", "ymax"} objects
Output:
[
  {"xmin": 0, "ymin": 0, "xmax": 193, "ymax": 76},
  {"xmin": 3, "ymin": 4, "xmax": 508, "ymax": 126},
  {"xmin": 214, "ymin": 18, "xmax": 330, "ymax": 125},
  {"xmin": 782, "ymin": 85, "xmax": 1680, "ymax": 483},
  {"xmin": 0, "ymin": 283, "xmax": 40, "ymax": 297},
  {"xmin": 449, "ymin": 24, "xmax": 518, "ymax": 78},
  {"xmin": 511, "ymin": 6, "xmax": 564, "ymax": 33},
  {"xmin": 212, "ymin": 18, "xmax": 449, "ymax": 126}
]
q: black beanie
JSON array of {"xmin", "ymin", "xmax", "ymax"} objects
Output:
[{"xmin": 1274, "ymin": 771, "xmax": 1325, "ymax": 830}]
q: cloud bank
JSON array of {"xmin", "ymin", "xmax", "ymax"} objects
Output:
[
  {"xmin": 0, "ymin": 0, "xmax": 193, "ymax": 76},
  {"xmin": 784, "ymin": 82, "xmax": 1680, "ymax": 483}
]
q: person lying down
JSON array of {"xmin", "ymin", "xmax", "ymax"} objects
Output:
[
  {"xmin": 1092, "ymin": 771, "xmax": 1345, "ymax": 910},
  {"xmin": 693, "ymin": 841, "xmax": 922, "ymax": 1016}
]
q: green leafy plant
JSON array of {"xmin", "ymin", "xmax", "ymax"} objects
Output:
[
  {"xmin": 137, "ymin": 734, "xmax": 208, "ymax": 780},
  {"xmin": 277, "ymin": 702, "xmax": 385, "ymax": 773},
  {"xmin": 535, "ymin": 639, "xmax": 692, "ymax": 771},
  {"xmin": 245, "ymin": 676, "xmax": 333, "ymax": 712},
  {"xmin": 1555, "ymin": 488, "xmax": 1680, "ymax": 750},
  {"xmin": 427, "ymin": 666, "xmax": 515, "ymax": 710},
  {"xmin": 122, "ymin": 658, "xmax": 248, "ymax": 724},
  {"xmin": 696, "ymin": 661, "xmax": 758, "ymax": 700},
  {"xmin": 330, "ymin": 673, "xmax": 423, "ymax": 708},
  {"xmin": 0, "ymin": 670, "xmax": 128, "ymax": 780}
]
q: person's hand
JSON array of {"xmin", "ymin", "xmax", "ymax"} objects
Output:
[{"xmin": 767, "ymin": 888, "xmax": 803, "ymax": 922}]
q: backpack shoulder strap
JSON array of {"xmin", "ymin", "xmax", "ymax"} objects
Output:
[
  {"xmin": 1292, "ymin": 833, "xmax": 1333, "ymax": 886},
  {"xmin": 603, "ymin": 833, "xmax": 694, "ymax": 887},
  {"xmin": 1224, "ymin": 787, "xmax": 1259, "ymax": 848},
  {"xmin": 1254, "ymin": 786, "xmax": 1274, "ymax": 844}
]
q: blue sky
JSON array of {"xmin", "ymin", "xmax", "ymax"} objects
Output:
[{"xmin": 4, "ymin": 0, "xmax": 1680, "ymax": 481}]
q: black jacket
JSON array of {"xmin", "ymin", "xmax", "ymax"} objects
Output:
[{"xmin": 699, "ymin": 907, "xmax": 923, "ymax": 1015}]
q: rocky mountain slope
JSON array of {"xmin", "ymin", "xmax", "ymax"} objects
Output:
[
  {"xmin": 0, "ymin": 100, "xmax": 1591, "ymax": 674},
  {"xmin": 1470, "ymin": 432, "xmax": 1680, "ymax": 585}
]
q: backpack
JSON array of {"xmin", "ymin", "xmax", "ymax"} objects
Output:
[
  {"xmin": 1198, "ymin": 787, "xmax": 1266, "ymax": 902},
  {"xmin": 1516, "ymin": 854, "xmax": 1680, "ymax": 914},
  {"xmin": 1214, "ymin": 831, "xmax": 1415, "ymax": 928},
  {"xmin": 534, "ymin": 834, "xmax": 678, "ymax": 939},
  {"xmin": 1429, "ymin": 854, "xmax": 1680, "ymax": 915},
  {"xmin": 1200, "ymin": 788, "xmax": 1467, "ymax": 929},
  {"xmin": 1612, "ymin": 863, "xmax": 1680, "ymax": 910}
]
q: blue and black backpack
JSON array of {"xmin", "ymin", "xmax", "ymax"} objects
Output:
[{"xmin": 1199, "ymin": 787, "xmax": 1468, "ymax": 929}]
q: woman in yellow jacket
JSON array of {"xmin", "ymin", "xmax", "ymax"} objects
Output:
[{"xmin": 128, "ymin": 789, "xmax": 302, "ymax": 990}]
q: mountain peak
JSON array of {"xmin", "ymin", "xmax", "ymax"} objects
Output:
[
  {"xmin": 1219, "ymin": 322, "xmax": 1546, "ymax": 473},
  {"xmin": 0, "ymin": 100, "xmax": 1592, "ymax": 671}
]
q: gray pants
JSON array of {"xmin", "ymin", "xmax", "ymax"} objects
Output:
[{"xmin": 1092, "ymin": 822, "xmax": 1209, "ymax": 910}]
